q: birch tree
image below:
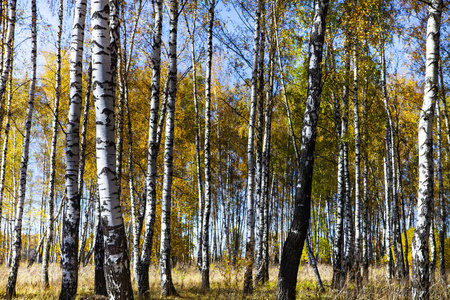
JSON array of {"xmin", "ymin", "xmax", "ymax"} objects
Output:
[
  {"xmin": 42, "ymin": 0, "xmax": 63, "ymax": 288},
  {"xmin": 91, "ymin": 0, "xmax": 133, "ymax": 298},
  {"xmin": 160, "ymin": 0, "xmax": 179, "ymax": 296},
  {"xmin": 5, "ymin": 0, "xmax": 36, "ymax": 296},
  {"xmin": 137, "ymin": 0, "xmax": 163, "ymax": 296},
  {"xmin": 276, "ymin": 0, "xmax": 329, "ymax": 298},
  {"xmin": 59, "ymin": 0, "xmax": 87, "ymax": 297},
  {"xmin": 243, "ymin": 0, "xmax": 262, "ymax": 294},
  {"xmin": 411, "ymin": 0, "xmax": 442, "ymax": 298},
  {"xmin": 0, "ymin": 0, "xmax": 16, "ymax": 110},
  {"xmin": 201, "ymin": 0, "xmax": 215, "ymax": 290}
]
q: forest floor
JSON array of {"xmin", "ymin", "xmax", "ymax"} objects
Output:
[{"xmin": 0, "ymin": 262, "xmax": 447, "ymax": 299}]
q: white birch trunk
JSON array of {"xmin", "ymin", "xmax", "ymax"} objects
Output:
[
  {"xmin": 160, "ymin": 0, "xmax": 179, "ymax": 296},
  {"xmin": 436, "ymin": 99, "xmax": 446, "ymax": 282},
  {"xmin": 137, "ymin": 0, "xmax": 163, "ymax": 296},
  {"xmin": 352, "ymin": 44, "xmax": 361, "ymax": 284},
  {"xmin": 91, "ymin": 0, "xmax": 133, "ymax": 298},
  {"xmin": 243, "ymin": 0, "xmax": 262, "ymax": 294},
  {"xmin": 412, "ymin": 1, "xmax": 442, "ymax": 298},
  {"xmin": 60, "ymin": 0, "xmax": 87, "ymax": 297},
  {"xmin": 0, "ymin": 31, "xmax": 14, "ymax": 241},
  {"xmin": 42, "ymin": 0, "xmax": 63, "ymax": 288},
  {"xmin": 276, "ymin": 0, "xmax": 329, "ymax": 298},
  {"xmin": 5, "ymin": 0, "xmax": 35, "ymax": 295},
  {"xmin": 0, "ymin": 0, "xmax": 16, "ymax": 108},
  {"xmin": 201, "ymin": 0, "xmax": 215, "ymax": 290}
]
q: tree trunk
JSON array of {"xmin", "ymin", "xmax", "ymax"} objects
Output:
[
  {"xmin": 0, "ymin": 28, "xmax": 14, "ymax": 240},
  {"xmin": 59, "ymin": 0, "xmax": 86, "ymax": 297},
  {"xmin": 352, "ymin": 43, "xmax": 362, "ymax": 286},
  {"xmin": 5, "ymin": 0, "xmax": 35, "ymax": 296},
  {"xmin": 137, "ymin": 0, "xmax": 162, "ymax": 297},
  {"xmin": 91, "ymin": 0, "xmax": 133, "ymax": 298},
  {"xmin": 0, "ymin": 0, "xmax": 16, "ymax": 113},
  {"xmin": 243, "ymin": 0, "xmax": 262, "ymax": 294},
  {"xmin": 411, "ymin": 2, "xmax": 442, "ymax": 298},
  {"xmin": 437, "ymin": 67, "xmax": 446, "ymax": 283},
  {"xmin": 42, "ymin": 0, "xmax": 63, "ymax": 288},
  {"xmin": 160, "ymin": 0, "xmax": 179, "ymax": 297},
  {"xmin": 276, "ymin": 0, "xmax": 329, "ymax": 298},
  {"xmin": 201, "ymin": 0, "xmax": 215, "ymax": 290}
]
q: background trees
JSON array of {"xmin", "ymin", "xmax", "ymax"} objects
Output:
[{"xmin": 0, "ymin": 0, "xmax": 448, "ymax": 299}]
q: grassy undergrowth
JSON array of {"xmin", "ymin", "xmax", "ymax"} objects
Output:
[{"xmin": 0, "ymin": 263, "xmax": 448, "ymax": 299}]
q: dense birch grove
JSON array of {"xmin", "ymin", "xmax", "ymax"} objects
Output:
[{"xmin": 1, "ymin": 0, "xmax": 450, "ymax": 299}]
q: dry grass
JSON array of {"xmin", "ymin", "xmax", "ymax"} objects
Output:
[{"xmin": 0, "ymin": 262, "xmax": 448, "ymax": 299}]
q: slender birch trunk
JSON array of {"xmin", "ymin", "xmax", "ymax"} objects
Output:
[
  {"xmin": 243, "ymin": 0, "xmax": 262, "ymax": 294},
  {"xmin": 42, "ymin": 0, "xmax": 63, "ymax": 287},
  {"xmin": 437, "ymin": 67, "xmax": 446, "ymax": 283},
  {"xmin": 5, "ymin": 0, "xmax": 36, "ymax": 296},
  {"xmin": 201, "ymin": 0, "xmax": 215, "ymax": 290},
  {"xmin": 160, "ymin": 0, "xmax": 179, "ymax": 296},
  {"xmin": 256, "ymin": 36, "xmax": 275, "ymax": 286},
  {"xmin": 352, "ymin": 43, "xmax": 362, "ymax": 285},
  {"xmin": 0, "ymin": 31, "xmax": 14, "ymax": 239},
  {"xmin": 412, "ymin": 1, "xmax": 442, "ymax": 298},
  {"xmin": 276, "ymin": 0, "xmax": 329, "ymax": 298},
  {"xmin": 60, "ymin": 0, "xmax": 86, "ymax": 297},
  {"xmin": 78, "ymin": 61, "xmax": 92, "ymax": 195},
  {"xmin": 255, "ymin": 2, "xmax": 266, "ymax": 270},
  {"xmin": 137, "ymin": 0, "xmax": 163, "ymax": 296},
  {"xmin": 91, "ymin": 0, "xmax": 133, "ymax": 298},
  {"xmin": 0, "ymin": 0, "xmax": 16, "ymax": 110},
  {"xmin": 183, "ymin": 9, "xmax": 204, "ymax": 270}
]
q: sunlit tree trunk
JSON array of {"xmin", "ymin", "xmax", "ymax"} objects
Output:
[
  {"xmin": 5, "ymin": 0, "xmax": 36, "ymax": 296},
  {"xmin": 243, "ymin": 0, "xmax": 262, "ymax": 294},
  {"xmin": 352, "ymin": 43, "xmax": 361, "ymax": 285},
  {"xmin": 255, "ymin": 38, "xmax": 274, "ymax": 286},
  {"xmin": 276, "ymin": 0, "xmax": 329, "ymax": 298},
  {"xmin": 91, "ymin": 0, "xmax": 133, "ymax": 298},
  {"xmin": 160, "ymin": 0, "xmax": 179, "ymax": 296},
  {"xmin": 42, "ymin": 0, "xmax": 63, "ymax": 288},
  {"xmin": 411, "ymin": 1, "xmax": 442, "ymax": 298},
  {"xmin": 437, "ymin": 66, "xmax": 446, "ymax": 283},
  {"xmin": 201, "ymin": 0, "xmax": 215, "ymax": 290},
  {"xmin": 60, "ymin": 0, "xmax": 86, "ymax": 296},
  {"xmin": 0, "ymin": 0, "xmax": 16, "ymax": 112},
  {"xmin": 137, "ymin": 0, "xmax": 162, "ymax": 296},
  {"xmin": 0, "ymin": 26, "xmax": 14, "ymax": 240}
]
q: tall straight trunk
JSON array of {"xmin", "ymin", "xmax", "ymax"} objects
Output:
[
  {"xmin": 438, "ymin": 67, "xmax": 446, "ymax": 283},
  {"xmin": 60, "ymin": 0, "xmax": 86, "ymax": 297},
  {"xmin": 5, "ymin": 0, "xmax": 36, "ymax": 296},
  {"xmin": 0, "ymin": 0, "xmax": 16, "ymax": 111},
  {"xmin": 256, "ymin": 36, "xmax": 274, "ymax": 286},
  {"xmin": 412, "ymin": 0, "xmax": 443, "ymax": 299},
  {"xmin": 342, "ymin": 124, "xmax": 353, "ymax": 277},
  {"xmin": 411, "ymin": 1, "xmax": 442, "ymax": 298},
  {"xmin": 91, "ymin": 0, "xmax": 133, "ymax": 298},
  {"xmin": 362, "ymin": 73, "xmax": 369, "ymax": 281},
  {"xmin": 430, "ymin": 219, "xmax": 436, "ymax": 281},
  {"xmin": 352, "ymin": 43, "xmax": 361, "ymax": 284},
  {"xmin": 160, "ymin": 0, "xmax": 179, "ymax": 296},
  {"xmin": 243, "ymin": 0, "xmax": 262, "ymax": 294},
  {"xmin": 78, "ymin": 190, "xmax": 93, "ymax": 263},
  {"xmin": 183, "ymin": 9, "xmax": 204, "ymax": 270},
  {"xmin": 255, "ymin": 2, "xmax": 266, "ymax": 270},
  {"xmin": 331, "ymin": 45, "xmax": 348, "ymax": 290},
  {"xmin": 78, "ymin": 61, "xmax": 92, "ymax": 195},
  {"xmin": 137, "ymin": 0, "xmax": 162, "ymax": 296},
  {"xmin": 0, "ymin": 31, "xmax": 14, "ymax": 239},
  {"xmin": 94, "ymin": 197, "xmax": 107, "ymax": 296},
  {"xmin": 42, "ymin": 0, "xmax": 63, "ymax": 287},
  {"xmin": 276, "ymin": 0, "xmax": 329, "ymax": 298},
  {"xmin": 381, "ymin": 43, "xmax": 394, "ymax": 281},
  {"xmin": 201, "ymin": 0, "xmax": 215, "ymax": 290}
]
